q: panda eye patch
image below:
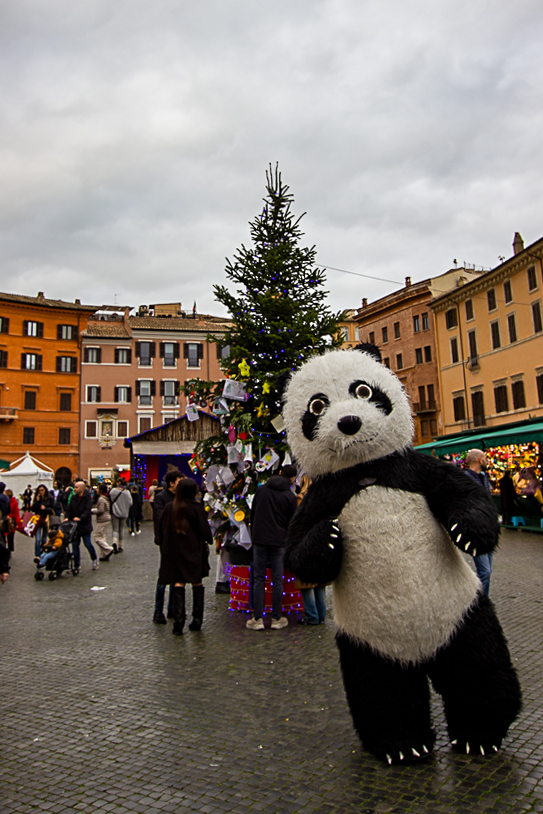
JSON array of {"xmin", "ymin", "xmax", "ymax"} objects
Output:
[
  {"xmin": 355, "ymin": 383, "xmax": 372, "ymax": 400},
  {"xmin": 309, "ymin": 397, "xmax": 328, "ymax": 415}
]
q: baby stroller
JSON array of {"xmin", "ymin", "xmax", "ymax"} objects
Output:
[{"xmin": 34, "ymin": 519, "xmax": 78, "ymax": 581}]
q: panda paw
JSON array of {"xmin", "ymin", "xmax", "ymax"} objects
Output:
[
  {"xmin": 374, "ymin": 738, "xmax": 434, "ymax": 766},
  {"xmin": 448, "ymin": 520, "xmax": 478, "ymax": 557},
  {"xmin": 328, "ymin": 517, "xmax": 342, "ymax": 548},
  {"xmin": 450, "ymin": 737, "xmax": 502, "ymax": 757}
]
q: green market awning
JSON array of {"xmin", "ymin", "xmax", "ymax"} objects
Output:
[
  {"xmin": 415, "ymin": 420, "xmax": 543, "ymax": 456},
  {"xmin": 0, "ymin": 458, "xmax": 11, "ymax": 470}
]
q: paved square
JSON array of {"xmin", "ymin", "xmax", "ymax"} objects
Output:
[{"xmin": 1, "ymin": 525, "xmax": 542, "ymax": 813}]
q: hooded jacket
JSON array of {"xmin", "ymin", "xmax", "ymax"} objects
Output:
[{"xmin": 250, "ymin": 475, "xmax": 297, "ymax": 547}]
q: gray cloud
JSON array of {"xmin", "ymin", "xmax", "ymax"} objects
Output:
[{"xmin": 1, "ymin": 0, "xmax": 542, "ymax": 314}]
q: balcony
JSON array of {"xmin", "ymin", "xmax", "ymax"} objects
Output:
[
  {"xmin": 466, "ymin": 355, "xmax": 479, "ymax": 370},
  {"xmin": 0, "ymin": 408, "xmax": 18, "ymax": 422},
  {"xmin": 413, "ymin": 401, "xmax": 437, "ymax": 414}
]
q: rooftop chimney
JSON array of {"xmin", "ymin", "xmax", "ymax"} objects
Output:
[
  {"xmin": 37, "ymin": 291, "xmax": 44, "ymax": 300},
  {"xmin": 405, "ymin": 276, "xmax": 411, "ymax": 287},
  {"xmin": 74, "ymin": 298, "xmax": 81, "ymax": 305},
  {"xmin": 362, "ymin": 298, "xmax": 368, "ymax": 307},
  {"xmin": 513, "ymin": 232, "xmax": 524, "ymax": 255}
]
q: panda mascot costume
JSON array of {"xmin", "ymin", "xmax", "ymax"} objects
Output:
[{"xmin": 283, "ymin": 344, "xmax": 521, "ymax": 765}]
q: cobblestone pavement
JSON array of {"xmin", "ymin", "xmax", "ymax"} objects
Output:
[{"xmin": 1, "ymin": 523, "xmax": 543, "ymax": 814}]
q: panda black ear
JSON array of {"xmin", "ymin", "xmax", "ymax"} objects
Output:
[
  {"xmin": 354, "ymin": 343, "xmax": 382, "ymax": 363},
  {"xmin": 275, "ymin": 369, "xmax": 293, "ymax": 404}
]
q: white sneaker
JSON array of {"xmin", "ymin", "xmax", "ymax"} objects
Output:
[
  {"xmin": 271, "ymin": 617, "xmax": 288, "ymax": 629},
  {"xmin": 92, "ymin": 559, "xmax": 99, "ymax": 570},
  {"xmin": 246, "ymin": 617, "xmax": 265, "ymax": 630},
  {"xmin": 130, "ymin": 532, "xmax": 135, "ymax": 536},
  {"xmin": 136, "ymin": 530, "xmax": 141, "ymax": 535}
]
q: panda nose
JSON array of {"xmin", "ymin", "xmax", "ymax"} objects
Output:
[{"xmin": 337, "ymin": 415, "xmax": 362, "ymax": 436}]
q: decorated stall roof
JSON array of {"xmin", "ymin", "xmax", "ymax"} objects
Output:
[{"xmin": 415, "ymin": 417, "xmax": 543, "ymax": 456}]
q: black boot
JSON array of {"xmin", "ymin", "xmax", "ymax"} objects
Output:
[
  {"xmin": 188, "ymin": 585, "xmax": 205, "ymax": 631},
  {"xmin": 172, "ymin": 586, "xmax": 186, "ymax": 635}
]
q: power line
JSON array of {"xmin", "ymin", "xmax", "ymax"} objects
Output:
[{"xmin": 315, "ymin": 263, "xmax": 402, "ymax": 286}]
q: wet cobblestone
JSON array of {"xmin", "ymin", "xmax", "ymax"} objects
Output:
[{"xmin": 1, "ymin": 525, "xmax": 542, "ymax": 812}]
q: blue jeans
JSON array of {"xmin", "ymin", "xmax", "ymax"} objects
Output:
[
  {"xmin": 154, "ymin": 582, "xmax": 174, "ymax": 616},
  {"xmin": 39, "ymin": 551, "xmax": 57, "ymax": 567},
  {"xmin": 72, "ymin": 532, "xmax": 97, "ymax": 568},
  {"xmin": 252, "ymin": 544, "xmax": 284, "ymax": 620},
  {"xmin": 34, "ymin": 524, "xmax": 47, "ymax": 557},
  {"xmin": 474, "ymin": 553, "xmax": 493, "ymax": 596},
  {"xmin": 301, "ymin": 586, "xmax": 326, "ymax": 624}
]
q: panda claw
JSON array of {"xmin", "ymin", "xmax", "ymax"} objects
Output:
[
  {"xmin": 399, "ymin": 751, "xmax": 404, "ymax": 761},
  {"xmin": 451, "ymin": 523, "xmax": 458, "ymax": 531},
  {"xmin": 492, "ymin": 745, "xmax": 499, "ymax": 752},
  {"xmin": 464, "ymin": 541, "xmax": 470, "ymax": 551},
  {"xmin": 328, "ymin": 543, "xmax": 335, "ymax": 549},
  {"xmin": 456, "ymin": 533, "xmax": 462, "ymax": 543},
  {"xmin": 386, "ymin": 754, "xmax": 392, "ymax": 765},
  {"xmin": 466, "ymin": 743, "xmax": 470, "ymax": 754},
  {"xmin": 480, "ymin": 746, "xmax": 485, "ymax": 755},
  {"xmin": 451, "ymin": 739, "xmax": 458, "ymax": 745},
  {"xmin": 412, "ymin": 748, "xmax": 420, "ymax": 757},
  {"xmin": 422, "ymin": 744, "xmax": 428, "ymax": 754}
]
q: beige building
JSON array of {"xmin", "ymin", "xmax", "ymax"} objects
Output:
[
  {"xmin": 79, "ymin": 304, "xmax": 230, "ymax": 482},
  {"xmin": 430, "ymin": 233, "xmax": 543, "ymax": 435}
]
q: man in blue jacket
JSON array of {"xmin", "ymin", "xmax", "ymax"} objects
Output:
[
  {"xmin": 464, "ymin": 449, "xmax": 494, "ymax": 595},
  {"xmin": 246, "ymin": 465, "xmax": 297, "ymax": 631}
]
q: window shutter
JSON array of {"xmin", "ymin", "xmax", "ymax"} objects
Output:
[
  {"xmin": 97, "ymin": 347, "xmax": 102, "ymax": 364},
  {"xmin": 72, "ymin": 357, "xmax": 77, "ymax": 373},
  {"xmin": 150, "ymin": 342, "xmax": 156, "ymax": 358},
  {"xmin": 23, "ymin": 320, "xmax": 28, "ymax": 336},
  {"xmin": 150, "ymin": 380, "xmax": 156, "ymax": 396},
  {"xmin": 0, "ymin": 351, "xmax": 6, "ymax": 368},
  {"xmin": 183, "ymin": 343, "xmax": 189, "ymax": 358},
  {"xmin": 160, "ymin": 381, "xmax": 165, "ymax": 396},
  {"xmin": 37, "ymin": 322, "xmax": 44, "ymax": 338},
  {"xmin": 57, "ymin": 325, "xmax": 62, "ymax": 340},
  {"xmin": 36, "ymin": 355, "xmax": 42, "ymax": 371},
  {"xmin": 2, "ymin": 317, "xmax": 9, "ymax": 334},
  {"xmin": 127, "ymin": 349, "xmax": 132, "ymax": 364},
  {"xmin": 135, "ymin": 341, "xmax": 141, "ymax": 357},
  {"xmin": 114, "ymin": 348, "xmax": 119, "ymax": 364},
  {"xmin": 56, "ymin": 356, "xmax": 62, "ymax": 372},
  {"xmin": 197, "ymin": 344, "xmax": 204, "ymax": 360},
  {"xmin": 135, "ymin": 381, "xmax": 141, "ymax": 396},
  {"xmin": 114, "ymin": 387, "xmax": 119, "ymax": 403},
  {"xmin": 127, "ymin": 386, "xmax": 132, "ymax": 403},
  {"xmin": 173, "ymin": 343, "xmax": 180, "ymax": 359},
  {"xmin": 21, "ymin": 353, "xmax": 26, "ymax": 370},
  {"xmin": 84, "ymin": 347, "xmax": 89, "ymax": 363},
  {"xmin": 96, "ymin": 386, "xmax": 101, "ymax": 403},
  {"xmin": 73, "ymin": 326, "xmax": 78, "ymax": 340},
  {"xmin": 159, "ymin": 342, "xmax": 165, "ymax": 358},
  {"xmin": 216, "ymin": 343, "xmax": 221, "ymax": 359}
]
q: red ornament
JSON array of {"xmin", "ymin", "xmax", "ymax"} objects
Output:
[{"xmin": 239, "ymin": 432, "xmax": 248, "ymax": 440}]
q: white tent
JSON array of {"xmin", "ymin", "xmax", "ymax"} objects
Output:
[{"xmin": 0, "ymin": 452, "xmax": 54, "ymax": 500}]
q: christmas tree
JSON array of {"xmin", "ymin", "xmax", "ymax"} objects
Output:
[{"xmin": 186, "ymin": 164, "xmax": 342, "ymax": 549}]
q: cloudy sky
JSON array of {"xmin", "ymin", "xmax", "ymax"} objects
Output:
[{"xmin": 1, "ymin": 0, "xmax": 543, "ymax": 316}]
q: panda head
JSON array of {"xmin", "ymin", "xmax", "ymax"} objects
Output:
[{"xmin": 282, "ymin": 345, "xmax": 413, "ymax": 477}]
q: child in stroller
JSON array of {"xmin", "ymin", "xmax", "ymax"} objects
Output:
[{"xmin": 34, "ymin": 518, "xmax": 78, "ymax": 581}]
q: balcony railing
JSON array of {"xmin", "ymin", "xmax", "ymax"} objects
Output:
[
  {"xmin": 0, "ymin": 408, "xmax": 18, "ymax": 421},
  {"xmin": 413, "ymin": 401, "xmax": 437, "ymax": 414}
]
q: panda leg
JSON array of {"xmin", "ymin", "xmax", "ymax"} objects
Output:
[
  {"xmin": 427, "ymin": 592, "xmax": 522, "ymax": 756},
  {"xmin": 336, "ymin": 632, "xmax": 435, "ymax": 765}
]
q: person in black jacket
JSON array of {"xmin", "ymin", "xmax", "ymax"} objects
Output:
[
  {"xmin": 246, "ymin": 465, "xmax": 298, "ymax": 631},
  {"xmin": 31, "ymin": 484, "xmax": 54, "ymax": 558},
  {"xmin": 152, "ymin": 470, "xmax": 181, "ymax": 624},
  {"xmin": 0, "ymin": 537, "xmax": 10, "ymax": 583},
  {"xmin": 128, "ymin": 485, "xmax": 143, "ymax": 535},
  {"xmin": 66, "ymin": 480, "xmax": 98, "ymax": 573}
]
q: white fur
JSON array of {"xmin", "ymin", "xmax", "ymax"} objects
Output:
[
  {"xmin": 334, "ymin": 487, "xmax": 480, "ymax": 664},
  {"xmin": 283, "ymin": 349, "xmax": 413, "ymax": 477}
]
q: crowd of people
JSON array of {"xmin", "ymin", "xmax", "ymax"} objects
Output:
[{"xmin": 2, "ymin": 446, "xmax": 541, "ymax": 632}]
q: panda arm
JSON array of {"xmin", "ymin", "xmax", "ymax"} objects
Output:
[
  {"xmin": 404, "ymin": 450, "xmax": 500, "ymax": 556},
  {"xmin": 284, "ymin": 487, "xmax": 343, "ymax": 584}
]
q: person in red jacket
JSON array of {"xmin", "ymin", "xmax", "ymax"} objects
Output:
[{"xmin": 5, "ymin": 489, "xmax": 20, "ymax": 552}]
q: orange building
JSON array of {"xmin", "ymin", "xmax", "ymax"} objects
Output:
[
  {"xmin": 0, "ymin": 292, "xmax": 96, "ymax": 483},
  {"xmin": 430, "ymin": 233, "xmax": 543, "ymax": 435},
  {"xmin": 353, "ymin": 270, "xmax": 482, "ymax": 444}
]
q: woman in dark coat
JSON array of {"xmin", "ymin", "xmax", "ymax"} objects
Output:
[
  {"xmin": 158, "ymin": 478, "xmax": 213, "ymax": 635},
  {"xmin": 31, "ymin": 484, "xmax": 54, "ymax": 558}
]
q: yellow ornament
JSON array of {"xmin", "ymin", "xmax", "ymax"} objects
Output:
[
  {"xmin": 234, "ymin": 510, "xmax": 245, "ymax": 522},
  {"xmin": 238, "ymin": 359, "xmax": 251, "ymax": 378},
  {"xmin": 262, "ymin": 382, "xmax": 271, "ymax": 394}
]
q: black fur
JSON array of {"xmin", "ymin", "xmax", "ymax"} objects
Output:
[
  {"xmin": 348, "ymin": 379, "xmax": 393, "ymax": 415},
  {"xmin": 285, "ymin": 449, "xmax": 500, "ymax": 585},
  {"xmin": 355, "ymin": 342, "xmax": 382, "ymax": 363},
  {"xmin": 336, "ymin": 593, "xmax": 521, "ymax": 763},
  {"xmin": 301, "ymin": 393, "xmax": 330, "ymax": 441}
]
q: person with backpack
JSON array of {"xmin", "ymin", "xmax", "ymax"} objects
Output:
[{"xmin": 109, "ymin": 481, "xmax": 132, "ymax": 552}]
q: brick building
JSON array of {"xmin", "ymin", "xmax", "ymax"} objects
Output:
[
  {"xmin": 79, "ymin": 304, "xmax": 230, "ymax": 482},
  {"xmin": 353, "ymin": 270, "xmax": 481, "ymax": 445},
  {"xmin": 0, "ymin": 292, "xmax": 96, "ymax": 483},
  {"xmin": 430, "ymin": 233, "xmax": 543, "ymax": 435}
]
